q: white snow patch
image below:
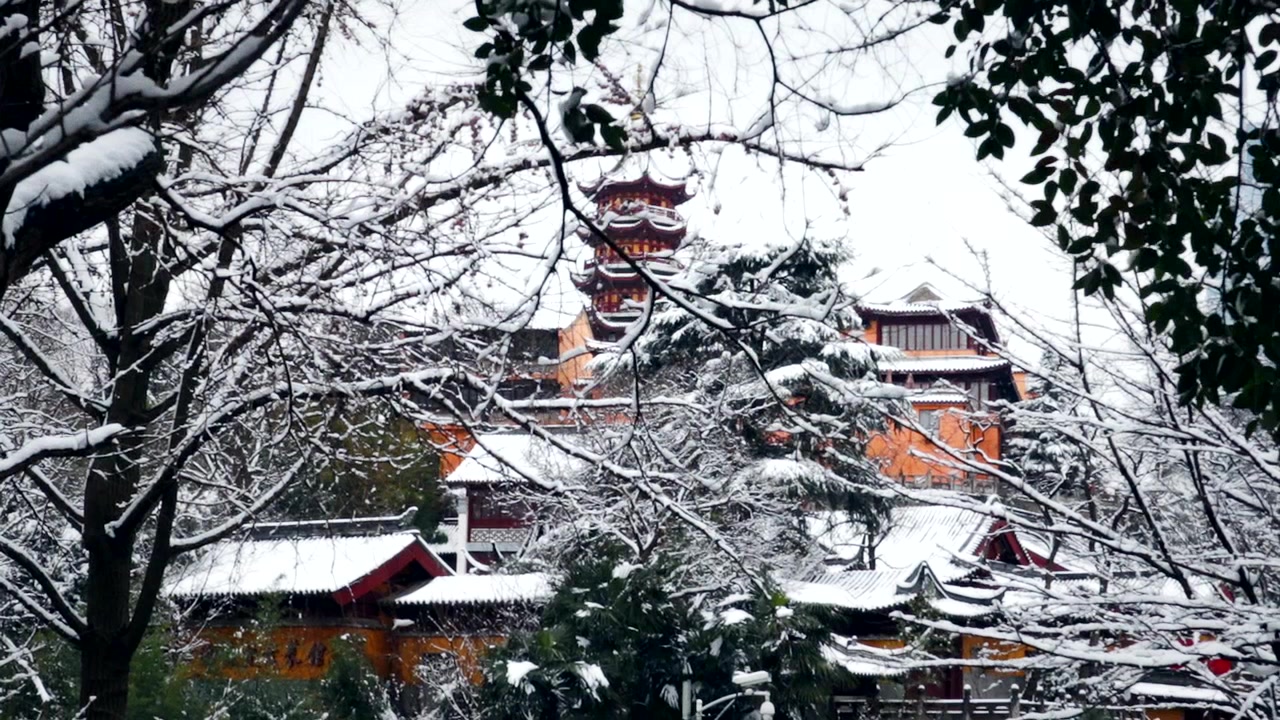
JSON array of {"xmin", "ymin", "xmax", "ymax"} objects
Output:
[
  {"xmin": 719, "ymin": 608, "xmax": 753, "ymax": 626},
  {"xmin": 575, "ymin": 662, "xmax": 609, "ymax": 697},
  {"xmin": 4, "ymin": 128, "xmax": 155, "ymax": 246},
  {"xmin": 506, "ymin": 660, "xmax": 539, "ymax": 688},
  {"xmin": 612, "ymin": 562, "xmax": 640, "ymax": 579}
]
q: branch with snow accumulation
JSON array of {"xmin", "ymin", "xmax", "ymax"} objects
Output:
[
  {"xmin": 0, "ymin": 426, "xmax": 125, "ymax": 481},
  {"xmin": 875, "ymin": 263, "xmax": 1280, "ymax": 715}
]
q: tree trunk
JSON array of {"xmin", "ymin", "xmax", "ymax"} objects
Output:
[
  {"xmin": 79, "ymin": 612, "xmax": 134, "ymax": 719},
  {"xmin": 78, "ymin": 209, "xmax": 172, "ymax": 719}
]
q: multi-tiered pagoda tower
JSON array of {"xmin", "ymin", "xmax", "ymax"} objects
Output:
[{"xmin": 573, "ymin": 172, "xmax": 693, "ymax": 343}]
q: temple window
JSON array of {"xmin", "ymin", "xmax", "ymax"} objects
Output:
[{"xmin": 881, "ymin": 322, "xmax": 970, "ymax": 351}]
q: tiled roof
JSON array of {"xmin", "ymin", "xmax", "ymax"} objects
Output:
[
  {"xmin": 909, "ymin": 389, "xmax": 973, "ymax": 405},
  {"xmin": 858, "ymin": 301, "xmax": 987, "ymax": 317},
  {"xmin": 164, "ymin": 530, "xmax": 449, "ymax": 599},
  {"xmin": 788, "ymin": 506, "xmax": 998, "ymax": 612},
  {"xmin": 822, "ymin": 636, "xmax": 910, "ymax": 677},
  {"xmin": 879, "ymin": 356, "xmax": 1011, "ymax": 374},
  {"xmin": 392, "ymin": 573, "xmax": 555, "ymax": 606},
  {"xmin": 445, "ymin": 432, "xmax": 585, "ymax": 485}
]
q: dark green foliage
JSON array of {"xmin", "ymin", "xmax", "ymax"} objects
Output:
[
  {"xmin": 465, "ymin": 0, "xmax": 626, "ymax": 147},
  {"xmin": 473, "ymin": 545, "xmax": 849, "ymax": 720},
  {"xmin": 319, "ymin": 636, "xmax": 395, "ymax": 720},
  {"xmin": 933, "ymin": 0, "xmax": 1280, "ymax": 437},
  {"xmin": 634, "ymin": 236, "xmax": 892, "ymax": 528}
]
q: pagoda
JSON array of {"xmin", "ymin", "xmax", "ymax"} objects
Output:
[{"xmin": 573, "ymin": 170, "xmax": 693, "ymax": 343}]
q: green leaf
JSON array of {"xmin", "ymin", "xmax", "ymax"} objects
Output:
[
  {"xmin": 463, "ymin": 16, "xmax": 489, "ymax": 31},
  {"xmin": 1020, "ymin": 167, "xmax": 1053, "ymax": 185},
  {"xmin": 1261, "ymin": 22, "xmax": 1280, "ymax": 46},
  {"xmin": 528, "ymin": 54, "xmax": 552, "ymax": 71},
  {"xmin": 1058, "ymin": 167, "xmax": 1078, "ymax": 194}
]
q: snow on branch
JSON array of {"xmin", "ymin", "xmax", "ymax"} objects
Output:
[
  {"xmin": 2, "ymin": 128, "xmax": 155, "ymax": 247},
  {"xmin": 0, "ymin": 425, "xmax": 126, "ymax": 481}
]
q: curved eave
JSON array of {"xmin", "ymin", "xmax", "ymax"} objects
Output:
[
  {"xmin": 578, "ymin": 174, "xmax": 694, "ymax": 205},
  {"xmin": 859, "ymin": 304, "xmax": 1002, "ymax": 346},
  {"xmin": 576, "ymin": 218, "xmax": 688, "ymax": 242}
]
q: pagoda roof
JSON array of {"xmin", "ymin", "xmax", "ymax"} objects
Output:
[
  {"xmin": 578, "ymin": 170, "xmax": 694, "ymax": 205},
  {"xmin": 577, "ymin": 216, "xmax": 688, "ymax": 244},
  {"xmin": 856, "ymin": 281, "xmax": 991, "ymax": 319}
]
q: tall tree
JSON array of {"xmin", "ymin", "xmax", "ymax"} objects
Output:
[
  {"xmin": 1003, "ymin": 350, "xmax": 1094, "ymax": 500},
  {"xmin": 0, "ymin": 0, "xmax": 932, "ymax": 714},
  {"xmin": 632, "ymin": 235, "xmax": 899, "ymax": 535}
]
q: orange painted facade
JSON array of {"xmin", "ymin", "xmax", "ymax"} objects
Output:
[
  {"xmin": 556, "ymin": 310, "xmax": 595, "ymax": 392},
  {"xmin": 186, "ymin": 624, "xmax": 505, "ymax": 686},
  {"xmin": 859, "ymin": 298, "xmax": 1018, "ymax": 489},
  {"xmin": 186, "ymin": 624, "xmax": 393, "ymax": 681},
  {"xmin": 867, "ymin": 405, "xmax": 1001, "ymax": 490}
]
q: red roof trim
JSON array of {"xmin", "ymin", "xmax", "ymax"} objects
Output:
[
  {"xmin": 332, "ymin": 541, "xmax": 452, "ymax": 605},
  {"xmin": 976, "ymin": 520, "xmax": 1029, "ymax": 567}
]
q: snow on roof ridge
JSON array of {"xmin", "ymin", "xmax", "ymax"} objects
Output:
[{"xmin": 445, "ymin": 431, "xmax": 587, "ymax": 486}]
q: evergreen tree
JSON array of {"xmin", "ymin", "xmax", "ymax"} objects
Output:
[
  {"xmin": 630, "ymin": 235, "xmax": 897, "ymax": 545},
  {"xmin": 474, "ymin": 545, "xmax": 848, "ymax": 720},
  {"xmin": 1004, "ymin": 352, "xmax": 1093, "ymax": 499}
]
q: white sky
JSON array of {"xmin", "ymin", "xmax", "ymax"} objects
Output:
[{"xmin": 300, "ymin": 0, "xmax": 1084, "ymax": 356}]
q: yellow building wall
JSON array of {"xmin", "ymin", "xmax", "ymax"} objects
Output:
[
  {"xmin": 187, "ymin": 625, "xmax": 509, "ymax": 686},
  {"xmin": 556, "ymin": 310, "xmax": 595, "ymax": 393},
  {"xmin": 396, "ymin": 634, "xmax": 505, "ymax": 685},
  {"xmin": 961, "ymin": 635, "xmax": 1027, "ymax": 677}
]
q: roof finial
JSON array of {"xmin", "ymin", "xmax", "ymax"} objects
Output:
[{"xmin": 631, "ymin": 64, "xmax": 645, "ymax": 121}]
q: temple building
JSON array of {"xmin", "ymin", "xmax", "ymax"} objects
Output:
[
  {"xmin": 856, "ymin": 276, "xmax": 1027, "ymax": 493},
  {"xmin": 572, "ymin": 171, "xmax": 693, "ymax": 342},
  {"xmin": 162, "ymin": 166, "xmax": 1231, "ymax": 720}
]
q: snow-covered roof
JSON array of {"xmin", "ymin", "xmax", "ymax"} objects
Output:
[
  {"xmin": 788, "ymin": 505, "xmax": 998, "ymax": 612},
  {"xmin": 1127, "ymin": 682, "xmax": 1231, "ymax": 704},
  {"xmin": 426, "ymin": 519, "xmax": 461, "ymax": 553},
  {"xmin": 446, "ymin": 432, "xmax": 586, "ymax": 485},
  {"xmin": 879, "ymin": 356, "xmax": 1011, "ymax": 375},
  {"xmin": 852, "ymin": 265, "xmax": 987, "ymax": 308},
  {"xmin": 392, "ymin": 572, "xmax": 555, "ymax": 606},
  {"xmin": 909, "ymin": 389, "xmax": 973, "ymax": 406},
  {"xmin": 578, "ymin": 167, "xmax": 694, "ymax": 205},
  {"xmin": 858, "ymin": 300, "xmax": 986, "ymax": 317},
  {"xmin": 164, "ymin": 530, "xmax": 450, "ymax": 600},
  {"xmin": 822, "ymin": 636, "xmax": 910, "ymax": 677}
]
